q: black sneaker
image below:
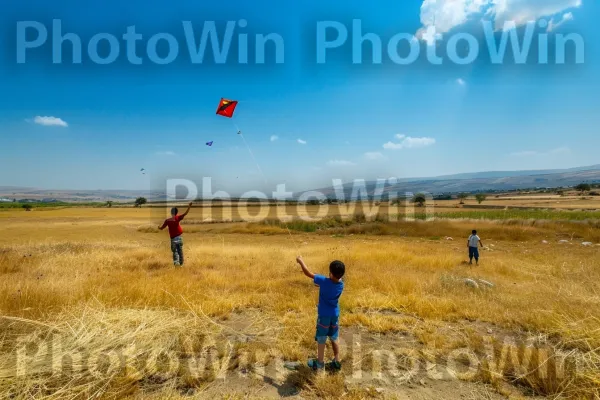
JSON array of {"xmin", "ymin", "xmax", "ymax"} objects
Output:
[
  {"xmin": 328, "ymin": 360, "xmax": 342, "ymax": 371},
  {"xmin": 307, "ymin": 359, "xmax": 325, "ymax": 370}
]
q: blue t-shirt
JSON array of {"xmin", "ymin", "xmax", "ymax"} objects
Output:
[{"xmin": 314, "ymin": 274, "xmax": 344, "ymax": 317}]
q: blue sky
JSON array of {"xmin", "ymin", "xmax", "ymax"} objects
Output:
[{"xmin": 0, "ymin": 0, "xmax": 598, "ymax": 194}]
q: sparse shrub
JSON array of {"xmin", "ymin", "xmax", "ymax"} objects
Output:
[
  {"xmin": 413, "ymin": 193, "xmax": 427, "ymax": 207},
  {"xmin": 134, "ymin": 197, "xmax": 147, "ymax": 208},
  {"xmin": 575, "ymin": 183, "xmax": 591, "ymax": 193}
]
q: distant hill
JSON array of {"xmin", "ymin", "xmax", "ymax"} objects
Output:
[
  {"xmin": 422, "ymin": 164, "xmax": 600, "ymax": 181},
  {"xmin": 2, "ymin": 164, "xmax": 600, "ymax": 202},
  {"xmin": 309, "ymin": 165, "xmax": 600, "ymax": 200},
  {"xmin": 0, "ymin": 188, "xmax": 165, "ymax": 203}
]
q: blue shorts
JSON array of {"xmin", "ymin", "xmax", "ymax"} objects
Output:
[
  {"xmin": 315, "ymin": 316, "xmax": 339, "ymax": 344},
  {"xmin": 469, "ymin": 246, "xmax": 479, "ymax": 259}
]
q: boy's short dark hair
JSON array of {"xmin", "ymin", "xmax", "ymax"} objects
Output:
[
  {"xmin": 329, "ymin": 260, "xmax": 345, "ymax": 279},
  {"xmin": 171, "ymin": 207, "xmax": 178, "ymax": 216},
  {"xmin": 472, "ymin": 229, "xmax": 477, "ymax": 234}
]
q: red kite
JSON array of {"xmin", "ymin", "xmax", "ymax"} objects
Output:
[{"xmin": 216, "ymin": 98, "xmax": 238, "ymax": 118}]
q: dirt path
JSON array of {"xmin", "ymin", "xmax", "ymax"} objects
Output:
[{"xmin": 171, "ymin": 311, "xmax": 547, "ymax": 400}]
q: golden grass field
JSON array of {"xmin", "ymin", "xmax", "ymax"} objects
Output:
[{"xmin": 1, "ymin": 202, "xmax": 599, "ymax": 399}]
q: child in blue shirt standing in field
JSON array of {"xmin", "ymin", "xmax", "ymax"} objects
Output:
[{"xmin": 296, "ymin": 256, "xmax": 345, "ymax": 371}]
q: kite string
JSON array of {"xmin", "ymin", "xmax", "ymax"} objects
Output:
[
  {"xmin": 283, "ymin": 217, "xmax": 302, "ymax": 256},
  {"xmin": 232, "ymin": 121, "xmax": 268, "ymax": 185},
  {"xmin": 231, "ymin": 120, "xmax": 300, "ymax": 256},
  {"xmin": 240, "ymin": 133, "xmax": 268, "ymax": 185}
]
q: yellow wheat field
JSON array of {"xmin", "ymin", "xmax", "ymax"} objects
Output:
[{"xmin": 0, "ymin": 206, "xmax": 599, "ymax": 399}]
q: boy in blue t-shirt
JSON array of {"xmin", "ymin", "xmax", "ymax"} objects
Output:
[{"xmin": 296, "ymin": 256, "xmax": 345, "ymax": 371}]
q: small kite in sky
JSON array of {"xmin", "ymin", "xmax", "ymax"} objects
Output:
[
  {"xmin": 216, "ymin": 98, "xmax": 238, "ymax": 118},
  {"xmin": 206, "ymin": 141, "xmax": 213, "ymax": 147}
]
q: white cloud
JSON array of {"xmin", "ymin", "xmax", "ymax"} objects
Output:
[
  {"xmin": 416, "ymin": 0, "xmax": 493, "ymax": 42},
  {"xmin": 494, "ymin": 0, "xmax": 581, "ymax": 30},
  {"xmin": 156, "ymin": 151, "xmax": 176, "ymax": 156},
  {"xmin": 327, "ymin": 160, "xmax": 356, "ymax": 166},
  {"xmin": 384, "ymin": 135, "xmax": 436, "ymax": 150},
  {"xmin": 416, "ymin": 0, "xmax": 582, "ymax": 40},
  {"xmin": 364, "ymin": 152, "xmax": 386, "ymax": 161},
  {"xmin": 547, "ymin": 12, "xmax": 574, "ymax": 32},
  {"xmin": 270, "ymin": 135, "xmax": 279, "ymax": 142},
  {"xmin": 510, "ymin": 150, "xmax": 538, "ymax": 157},
  {"xmin": 419, "ymin": 25, "xmax": 444, "ymax": 46},
  {"xmin": 297, "ymin": 139, "xmax": 307, "ymax": 145},
  {"xmin": 549, "ymin": 146, "xmax": 571, "ymax": 154},
  {"xmin": 457, "ymin": 78, "xmax": 466, "ymax": 85},
  {"xmin": 510, "ymin": 147, "xmax": 570, "ymax": 157},
  {"xmin": 33, "ymin": 116, "xmax": 68, "ymax": 127}
]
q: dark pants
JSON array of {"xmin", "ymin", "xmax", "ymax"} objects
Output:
[
  {"xmin": 171, "ymin": 236, "xmax": 184, "ymax": 266},
  {"xmin": 469, "ymin": 246, "xmax": 479, "ymax": 262}
]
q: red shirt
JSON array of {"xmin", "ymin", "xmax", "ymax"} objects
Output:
[{"xmin": 161, "ymin": 215, "xmax": 184, "ymax": 238}]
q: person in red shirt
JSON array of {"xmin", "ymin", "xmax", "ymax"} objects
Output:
[{"xmin": 158, "ymin": 202, "xmax": 192, "ymax": 266}]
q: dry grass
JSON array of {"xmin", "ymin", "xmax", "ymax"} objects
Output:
[{"xmin": 0, "ymin": 207, "xmax": 599, "ymax": 399}]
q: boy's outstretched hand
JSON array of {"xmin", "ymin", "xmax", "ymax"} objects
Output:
[{"xmin": 296, "ymin": 256, "xmax": 315, "ymax": 279}]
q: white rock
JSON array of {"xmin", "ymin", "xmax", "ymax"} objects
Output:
[
  {"xmin": 582, "ymin": 242, "xmax": 593, "ymax": 246},
  {"xmin": 558, "ymin": 240, "xmax": 570, "ymax": 244},
  {"xmin": 445, "ymin": 237, "xmax": 454, "ymax": 241},
  {"xmin": 478, "ymin": 279, "xmax": 495, "ymax": 288},
  {"xmin": 542, "ymin": 240, "xmax": 549, "ymax": 244},
  {"xmin": 284, "ymin": 361, "xmax": 301, "ymax": 370},
  {"xmin": 375, "ymin": 388, "xmax": 385, "ymax": 394},
  {"xmin": 465, "ymin": 279, "xmax": 479, "ymax": 289}
]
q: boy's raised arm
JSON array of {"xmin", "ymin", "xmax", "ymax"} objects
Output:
[
  {"xmin": 181, "ymin": 202, "xmax": 193, "ymax": 218},
  {"xmin": 296, "ymin": 256, "xmax": 315, "ymax": 279}
]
